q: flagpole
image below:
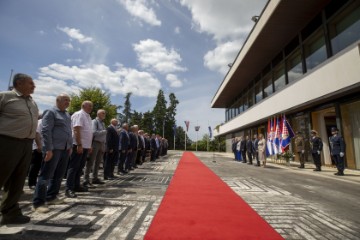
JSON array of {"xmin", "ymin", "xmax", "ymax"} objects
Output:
[
  {"xmin": 184, "ymin": 131, "xmax": 186, "ymax": 151},
  {"xmin": 174, "ymin": 134, "xmax": 175, "ymax": 150}
]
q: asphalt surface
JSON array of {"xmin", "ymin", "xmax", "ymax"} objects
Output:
[{"xmin": 0, "ymin": 151, "xmax": 359, "ymax": 240}]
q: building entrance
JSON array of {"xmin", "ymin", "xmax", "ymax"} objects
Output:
[{"xmin": 311, "ymin": 108, "xmax": 336, "ymax": 167}]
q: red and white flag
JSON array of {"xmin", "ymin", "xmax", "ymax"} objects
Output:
[{"xmin": 184, "ymin": 121, "xmax": 190, "ymax": 132}]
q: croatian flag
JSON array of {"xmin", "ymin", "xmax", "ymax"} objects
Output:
[
  {"xmin": 184, "ymin": 121, "xmax": 190, "ymax": 132},
  {"xmin": 281, "ymin": 115, "xmax": 295, "ymax": 150},
  {"xmin": 273, "ymin": 116, "xmax": 282, "ymax": 154},
  {"xmin": 266, "ymin": 118, "xmax": 274, "ymax": 156}
]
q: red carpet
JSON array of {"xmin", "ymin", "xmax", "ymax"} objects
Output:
[{"xmin": 145, "ymin": 152, "xmax": 284, "ymax": 240}]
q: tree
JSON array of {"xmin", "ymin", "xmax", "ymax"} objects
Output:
[
  {"xmin": 122, "ymin": 92, "xmax": 132, "ymax": 123},
  {"xmin": 68, "ymin": 87, "xmax": 117, "ymax": 125},
  {"xmin": 130, "ymin": 110, "xmax": 142, "ymax": 127},
  {"xmin": 174, "ymin": 126, "xmax": 191, "ymax": 150},
  {"xmin": 141, "ymin": 111, "xmax": 154, "ymax": 134},
  {"xmin": 152, "ymin": 90, "xmax": 167, "ymax": 136},
  {"xmin": 166, "ymin": 93, "xmax": 179, "ymax": 147}
]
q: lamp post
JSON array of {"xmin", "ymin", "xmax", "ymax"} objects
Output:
[{"xmin": 195, "ymin": 126, "xmax": 200, "ymax": 151}]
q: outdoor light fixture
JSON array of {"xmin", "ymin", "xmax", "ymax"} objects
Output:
[{"xmin": 251, "ymin": 16, "xmax": 259, "ymax": 23}]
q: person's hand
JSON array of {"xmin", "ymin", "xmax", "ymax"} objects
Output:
[
  {"xmin": 77, "ymin": 145, "xmax": 83, "ymax": 154},
  {"xmin": 44, "ymin": 151, "xmax": 53, "ymax": 162},
  {"xmin": 317, "ymin": 151, "xmax": 320, "ymax": 155},
  {"xmin": 340, "ymin": 152, "xmax": 344, "ymax": 157}
]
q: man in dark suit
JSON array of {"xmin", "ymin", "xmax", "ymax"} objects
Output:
[
  {"xmin": 330, "ymin": 127, "xmax": 346, "ymax": 176},
  {"xmin": 118, "ymin": 123, "xmax": 129, "ymax": 175},
  {"xmin": 253, "ymin": 134, "xmax": 260, "ymax": 166},
  {"xmin": 246, "ymin": 136, "xmax": 253, "ymax": 165},
  {"xmin": 129, "ymin": 126, "xmax": 138, "ymax": 169},
  {"xmin": 150, "ymin": 134, "xmax": 157, "ymax": 161},
  {"xmin": 104, "ymin": 119, "xmax": 119, "ymax": 180},
  {"xmin": 240, "ymin": 136, "xmax": 247, "ymax": 163},
  {"xmin": 310, "ymin": 130, "xmax": 323, "ymax": 171}
]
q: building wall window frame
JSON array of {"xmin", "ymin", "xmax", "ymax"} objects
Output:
[{"xmin": 223, "ymin": 0, "xmax": 360, "ymax": 123}]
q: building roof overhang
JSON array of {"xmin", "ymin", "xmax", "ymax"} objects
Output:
[{"xmin": 211, "ymin": 0, "xmax": 331, "ymax": 108}]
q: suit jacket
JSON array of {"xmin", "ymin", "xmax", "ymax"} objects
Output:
[
  {"xmin": 246, "ymin": 140, "xmax": 253, "ymax": 153},
  {"xmin": 119, "ymin": 129, "xmax": 129, "ymax": 151},
  {"xmin": 240, "ymin": 139, "xmax": 247, "ymax": 152},
  {"xmin": 129, "ymin": 132, "xmax": 138, "ymax": 151},
  {"xmin": 310, "ymin": 136, "xmax": 323, "ymax": 153},
  {"xmin": 150, "ymin": 138, "xmax": 157, "ymax": 150},
  {"xmin": 330, "ymin": 134, "xmax": 345, "ymax": 155},
  {"xmin": 106, "ymin": 125, "xmax": 119, "ymax": 152}
]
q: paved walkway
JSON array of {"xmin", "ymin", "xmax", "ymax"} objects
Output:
[{"xmin": 0, "ymin": 151, "xmax": 359, "ymax": 240}]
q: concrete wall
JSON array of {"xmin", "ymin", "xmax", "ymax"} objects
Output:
[{"xmin": 216, "ymin": 42, "xmax": 360, "ymax": 137}]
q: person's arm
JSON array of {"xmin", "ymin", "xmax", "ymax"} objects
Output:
[{"xmin": 73, "ymin": 126, "xmax": 83, "ymax": 154}]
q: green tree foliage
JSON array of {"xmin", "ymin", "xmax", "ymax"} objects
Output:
[
  {"xmin": 141, "ymin": 111, "xmax": 154, "ymax": 134},
  {"xmin": 174, "ymin": 126, "xmax": 192, "ymax": 150},
  {"xmin": 152, "ymin": 90, "xmax": 167, "ymax": 136},
  {"xmin": 130, "ymin": 110, "xmax": 143, "ymax": 127},
  {"xmin": 165, "ymin": 93, "xmax": 179, "ymax": 147},
  {"xmin": 122, "ymin": 92, "xmax": 132, "ymax": 123},
  {"xmin": 68, "ymin": 87, "xmax": 117, "ymax": 125},
  {"xmin": 189, "ymin": 134, "xmax": 226, "ymax": 152}
]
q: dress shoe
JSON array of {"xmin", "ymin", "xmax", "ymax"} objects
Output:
[
  {"xmin": 334, "ymin": 172, "xmax": 344, "ymax": 176},
  {"xmin": 65, "ymin": 190, "xmax": 77, "ymax": 198},
  {"xmin": 92, "ymin": 179, "xmax": 105, "ymax": 185},
  {"xmin": 83, "ymin": 181, "xmax": 96, "ymax": 188},
  {"xmin": 32, "ymin": 205, "xmax": 50, "ymax": 213},
  {"xmin": 1, "ymin": 214, "xmax": 31, "ymax": 225},
  {"xmin": 313, "ymin": 169, "xmax": 321, "ymax": 171},
  {"xmin": 75, "ymin": 186, "xmax": 89, "ymax": 192},
  {"xmin": 47, "ymin": 197, "xmax": 65, "ymax": 205}
]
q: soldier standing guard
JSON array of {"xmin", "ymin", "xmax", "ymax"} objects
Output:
[
  {"xmin": 330, "ymin": 127, "xmax": 346, "ymax": 176},
  {"xmin": 294, "ymin": 131, "xmax": 305, "ymax": 168},
  {"xmin": 310, "ymin": 130, "xmax": 323, "ymax": 171}
]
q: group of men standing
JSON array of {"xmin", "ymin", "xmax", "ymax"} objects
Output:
[
  {"xmin": 0, "ymin": 73, "xmax": 168, "ymax": 226},
  {"xmin": 232, "ymin": 135, "xmax": 261, "ymax": 166}
]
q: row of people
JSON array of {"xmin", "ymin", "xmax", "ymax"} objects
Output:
[
  {"xmin": 0, "ymin": 73, "xmax": 169, "ymax": 225},
  {"xmin": 231, "ymin": 129, "xmax": 346, "ymax": 175}
]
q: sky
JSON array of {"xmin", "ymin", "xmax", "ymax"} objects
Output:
[{"xmin": 0, "ymin": 0, "xmax": 267, "ymax": 140}]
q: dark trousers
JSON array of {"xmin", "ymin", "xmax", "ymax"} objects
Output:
[
  {"xmin": 241, "ymin": 150, "xmax": 247, "ymax": 163},
  {"xmin": 136, "ymin": 150, "xmax": 142, "ymax": 165},
  {"xmin": 247, "ymin": 152, "xmax": 253, "ymax": 164},
  {"xmin": 125, "ymin": 151, "xmax": 133, "ymax": 170},
  {"xmin": 33, "ymin": 149, "xmax": 69, "ymax": 207},
  {"xmin": 312, "ymin": 152, "xmax": 321, "ymax": 170},
  {"xmin": 118, "ymin": 150, "xmax": 127, "ymax": 173},
  {"xmin": 104, "ymin": 150, "xmax": 118, "ymax": 177},
  {"xmin": 333, "ymin": 154, "xmax": 345, "ymax": 173},
  {"xmin": 28, "ymin": 149, "xmax": 43, "ymax": 187},
  {"xmin": 66, "ymin": 146, "xmax": 89, "ymax": 191},
  {"xmin": 151, "ymin": 149, "xmax": 156, "ymax": 161},
  {"xmin": 0, "ymin": 135, "xmax": 32, "ymax": 217},
  {"xmin": 297, "ymin": 152, "xmax": 305, "ymax": 165}
]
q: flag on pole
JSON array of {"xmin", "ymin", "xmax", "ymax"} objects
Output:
[
  {"xmin": 266, "ymin": 118, "xmax": 274, "ymax": 156},
  {"xmin": 208, "ymin": 126, "xmax": 212, "ymax": 139},
  {"xmin": 273, "ymin": 116, "xmax": 282, "ymax": 154},
  {"xmin": 281, "ymin": 115, "xmax": 295, "ymax": 150},
  {"xmin": 173, "ymin": 125, "xmax": 177, "ymax": 137},
  {"xmin": 184, "ymin": 121, "xmax": 190, "ymax": 132}
]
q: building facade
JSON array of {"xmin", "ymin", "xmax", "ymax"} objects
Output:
[{"xmin": 211, "ymin": 0, "xmax": 360, "ymax": 169}]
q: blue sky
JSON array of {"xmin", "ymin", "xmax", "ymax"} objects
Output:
[{"xmin": 0, "ymin": 0, "xmax": 267, "ymax": 140}]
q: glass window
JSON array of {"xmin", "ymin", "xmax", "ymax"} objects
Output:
[
  {"xmin": 286, "ymin": 49, "xmax": 303, "ymax": 83},
  {"xmin": 329, "ymin": 2, "xmax": 360, "ymax": 55},
  {"xmin": 248, "ymin": 88, "xmax": 254, "ymax": 108},
  {"xmin": 243, "ymin": 93, "xmax": 248, "ymax": 111},
  {"xmin": 255, "ymin": 81, "xmax": 263, "ymax": 103},
  {"xmin": 263, "ymin": 74, "xmax": 273, "ymax": 98},
  {"xmin": 304, "ymin": 30, "xmax": 327, "ymax": 71},
  {"xmin": 273, "ymin": 63, "xmax": 286, "ymax": 91},
  {"xmin": 238, "ymin": 98, "xmax": 244, "ymax": 114},
  {"xmin": 225, "ymin": 109, "xmax": 229, "ymax": 122}
]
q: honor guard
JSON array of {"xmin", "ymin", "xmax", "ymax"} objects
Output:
[
  {"xmin": 310, "ymin": 130, "xmax": 323, "ymax": 171},
  {"xmin": 330, "ymin": 127, "xmax": 346, "ymax": 176}
]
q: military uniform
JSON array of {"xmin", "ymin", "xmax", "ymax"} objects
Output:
[
  {"xmin": 330, "ymin": 127, "xmax": 346, "ymax": 176},
  {"xmin": 310, "ymin": 130, "xmax": 323, "ymax": 171},
  {"xmin": 294, "ymin": 133, "xmax": 305, "ymax": 168}
]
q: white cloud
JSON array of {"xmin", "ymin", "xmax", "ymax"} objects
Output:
[
  {"xmin": 133, "ymin": 39, "xmax": 187, "ymax": 74},
  {"xmin": 178, "ymin": 0, "xmax": 267, "ymax": 74},
  {"xmin": 117, "ymin": 0, "xmax": 161, "ymax": 26},
  {"xmin": 57, "ymin": 26, "xmax": 93, "ymax": 43},
  {"xmin": 66, "ymin": 58, "xmax": 83, "ymax": 63},
  {"xmin": 179, "ymin": 0, "xmax": 265, "ymax": 42},
  {"xmin": 166, "ymin": 74, "xmax": 183, "ymax": 88},
  {"xmin": 204, "ymin": 40, "xmax": 242, "ymax": 75},
  {"xmin": 33, "ymin": 63, "xmax": 162, "ymax": 110},
  {"xmin": 61, "ymin": 42, "xmax": 74, "ymax": 50},
  {"xmin": 174, "ymin": 26, "xmax": 181, "ymax": 34}
]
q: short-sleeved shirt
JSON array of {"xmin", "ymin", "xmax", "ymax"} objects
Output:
[
  {"xmin": 32, "ymin": 119, "xmax": 43, "ymax": 150},
  {"xmin": 0, "ymin": 89, "xmax": 39, "ymax": 139},
  {"xmin": 71, "ymin": 109, "xmax": 93, "ymax": 149}
]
